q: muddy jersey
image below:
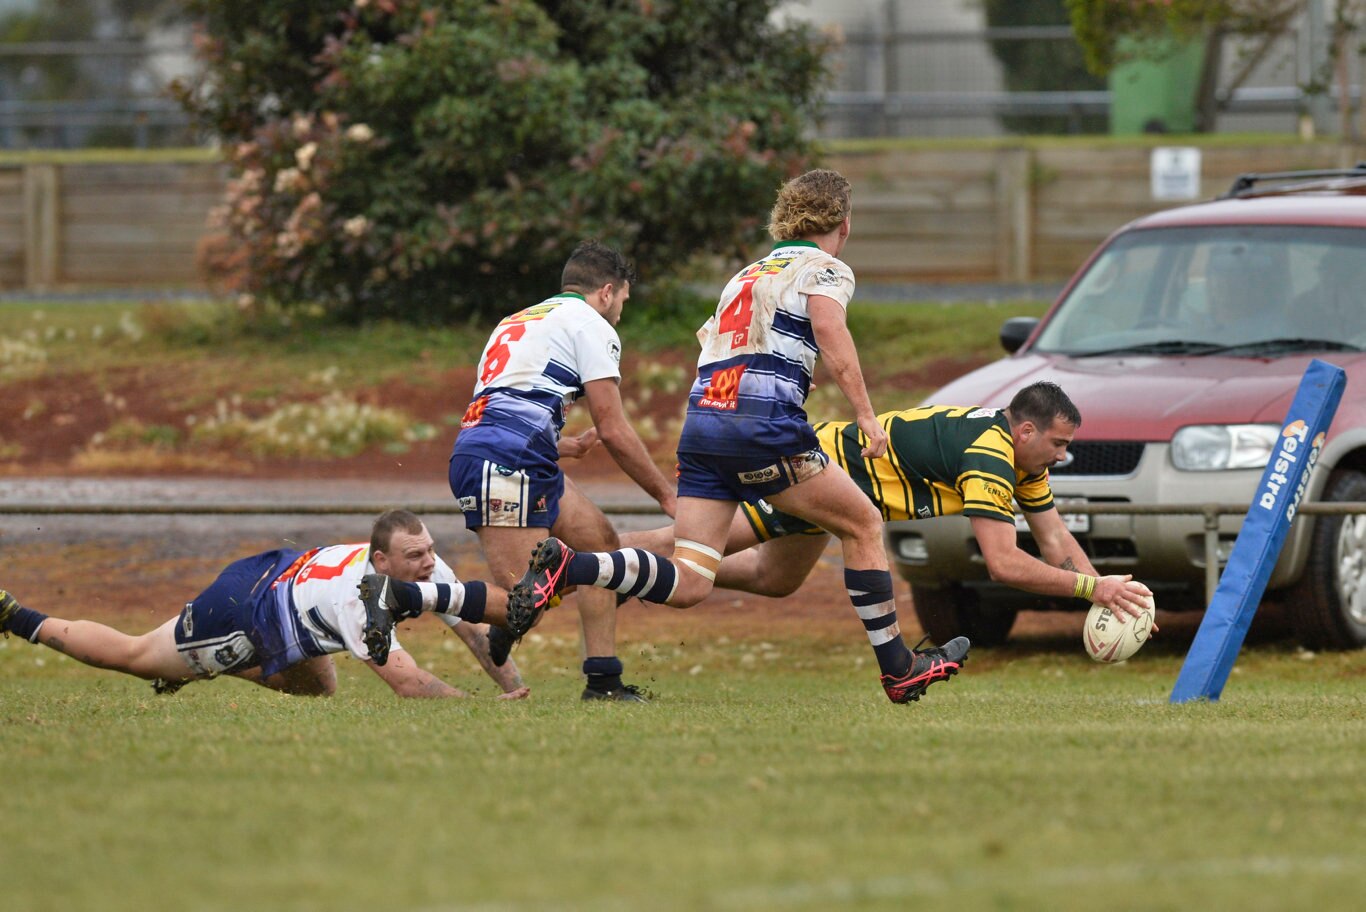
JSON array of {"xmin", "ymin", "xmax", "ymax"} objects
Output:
[
  {"xmin": 818, "ymin": 405, "xmax": 1053, "ymax": 522},
  {"xmin": 678, "ymin": 240, "xmax": 855, "ymax": 457},
  {"xmin": 255, "ymin": 544, "xmax": 458, "ymax": 672},
  {"xmin": 740, "ymin": 405, "xmax": 1055, "ymax": 540},
  {"xmin": 452, "ymin": 293, "xmax": 622, "ymax": 471}
]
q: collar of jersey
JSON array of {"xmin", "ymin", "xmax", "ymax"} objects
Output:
[
  {"xmin": 555, "ymin": 292, "xmax": 587, "ymax": 302},
  {"xmin": 771, "ymin": 240, "xmax": 820, "ymax": 251}
]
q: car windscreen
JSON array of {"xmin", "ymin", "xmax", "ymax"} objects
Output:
[{"xmin": 1032, "ymin": 224, "xmax": 1366, "ymax": 355}]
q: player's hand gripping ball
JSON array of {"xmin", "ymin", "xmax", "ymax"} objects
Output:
[{"xmin": 1083, "ymin": 594, "xmax": 1155, "ymax": 663}]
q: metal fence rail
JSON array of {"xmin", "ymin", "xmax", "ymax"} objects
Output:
[{"xmin": 5, "ymin": 500, "xmax": 1364, "ymax": 605}]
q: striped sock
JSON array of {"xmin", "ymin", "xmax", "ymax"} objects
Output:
[
  {"xmin": 414, "ymin": 581, "xmax": 486, "ymax": 623},
  {"xmin": 573, "ymin": 548, "xmax": 678, "ymax": 604},
  {"xmin": 845, "ymin": 568, "xmax": 910, "ymax": 676}
]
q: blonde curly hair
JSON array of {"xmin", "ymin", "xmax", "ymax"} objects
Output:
[{"xmin": 767, "ymin": 169, "xmax": 852, "ymax": 241}]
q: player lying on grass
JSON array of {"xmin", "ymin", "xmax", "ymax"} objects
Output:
[
  {"xmin": 0, "ymin": 510, "xmax": 529, "ymax": 700},
  {"xmin": 539, "ymin": 381, "xmax": 1154, "ymax": 636}
]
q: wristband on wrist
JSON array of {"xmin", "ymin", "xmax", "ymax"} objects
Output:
[{"xmin": 1073, "ymin": 573, "xmax": 1098, "ymax": 601}]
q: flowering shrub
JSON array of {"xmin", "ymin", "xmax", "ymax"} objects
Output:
[
  {"xmin": 176, "ymin": 0, "xmax": 831, "ymax": 323},
  {"xmin": 188, "ymin": 392, "xmax": 436, "ymax": 458}
]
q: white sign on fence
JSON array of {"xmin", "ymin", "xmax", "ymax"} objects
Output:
[{"xmin": 1151, "ymin": 146, "xmax": 1202, "ymax": 200}]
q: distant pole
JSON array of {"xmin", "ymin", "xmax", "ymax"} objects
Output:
[
  {"xmin": 1307, "ymin": 0, "xmax": 1333, "ymax": 136},
  {"xmin": 882, "ymin": 0, "xmax": 899, "ymax": 137}
]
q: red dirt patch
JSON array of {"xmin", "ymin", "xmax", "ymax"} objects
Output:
[{"xmin": 4, "ymin": 346, "xmax": 1234, "ymax": 657}]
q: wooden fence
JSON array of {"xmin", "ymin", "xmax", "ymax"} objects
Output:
[{"xmin": 2, "ymin": 141, "xmax": 1364, "ymax": 292}]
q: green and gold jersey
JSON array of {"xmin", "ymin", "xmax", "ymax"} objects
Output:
[{"xmin": 741, "ymin": 405, "xmax": 1055, "ymax": 541}]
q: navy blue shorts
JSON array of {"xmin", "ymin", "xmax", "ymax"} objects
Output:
[
  {"xmin": 676, "ymin": 447, "xmax": 829, "ymax": 503},
  {"xmin": 175, "ymin": 549, "xmax": 303, "ymax": 677},
  {"xmin": 448, "ymin": 455, "xmax": 562, "ymax": 530}
]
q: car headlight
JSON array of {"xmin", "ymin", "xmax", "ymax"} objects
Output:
[{"xmin": 1170, "ymin": 424, "xmax": 1280, "ymax": 471}]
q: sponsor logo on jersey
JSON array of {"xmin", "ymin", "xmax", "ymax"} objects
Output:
[
  {"xmin": 502, "ymin": 302, "xmax": 557, "ymax": 326},
  {"xmin": 966, "ymin": 408, "xmax": 998, "ymax": 420},
  {"xmin": 918, "ymin": 506, "xmax": 932, "ymax": 518},
  {"xmin": 739, "ymin": 464, "xmax": 781, "ymax": 484},
  {"xmin": 984, "ymin": 483, "xmax": 1012, "ymax": 507},
  {"xmin": 458, "ymin": 496, "xmax": 478, "ymax": 512},
  {"xmin": 502, "ymin": 501, "xmax": 520, "ymax": 513},
  {"xmin": 533, "ymin": 495, "xmax": 549, "ymax": 513},
  {"xmin": 814, "ymin": 267, "xmax": 840, "ymax": 287},
  {"xmin": 698, "ymin": 364, "xmax": 746, "ymax": 410},
  {"xmin": 758, "ymin": 499, "xmax": 774, "ymax": 514},
  {"xmin": 494, "ymin": 464, "xmax": 516, "ymax": 477},
  {"xmin": 181, "ymin": 603, "xmax": 194, "ymax": 636},
  {"xmin": 214, "ymin": 643, "xmax": 241, "ymax": 668},
  {"xmin": 739, "ymin": 256, "xmax": 795, "ymax": 279},
  {"xmin": 608, "ymin": 340, "xmax": 621, "ymax": 363},
  {"xmin": 461, "ymin": 396, "xmax": 489, "ymax": 429},
  {"xmin": 490, "ymin": 498, "xmax": 502, "ymax": 512}
]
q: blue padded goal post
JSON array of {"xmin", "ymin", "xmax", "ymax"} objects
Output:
[{"xmin": 1171, "ymin": 358, "xmax": 1346, "ymax": 703}]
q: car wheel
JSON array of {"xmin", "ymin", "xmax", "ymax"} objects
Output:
[
  {"xmin": 1288, "ymin": 469, "xmax": 1366, "ymax": 650},
  {"xmin": 910, "ymin": 583, "xmax": 1018, "ymax": 647}
]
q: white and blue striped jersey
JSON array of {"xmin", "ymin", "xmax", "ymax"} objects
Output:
[
  {"xmin": 260, "ymin": 544, "xmax": 458, "ymax": 667},
  {"xmin": 678, "ymin": 240, "xmax": 856, "ymax": 456},
  {"xmin": 451, "ymin": 293, "xmax": 622, "ymax": 470}
]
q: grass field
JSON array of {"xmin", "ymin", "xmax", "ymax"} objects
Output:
[
  {"xmin": 4, "ymin": 293, "xmax": 1361, "ymax": 910},
  {"xmin": 2, "ymin": 625, "xmax": 1362, "ymax": 912}
]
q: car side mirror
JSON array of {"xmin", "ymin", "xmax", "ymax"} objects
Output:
[{"xmin": 999, "ymin": 317, "xmax": 1039, "ymax": 354}]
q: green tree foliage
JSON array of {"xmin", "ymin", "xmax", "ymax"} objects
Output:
[
  {"xmin": 1066, "ymin": 0, "xmax": 1320, "ymax": 77},
  {"xmin": 982, "ymin": 0, "xmax": 1105, "ymax": 135},
  {"xmin": 1066, "ymin": 1, "xmax": 1355, "ymax": 133},
  {"xmin": 176, "ymin": 0, "xmax": 832, "ymax": 323}
]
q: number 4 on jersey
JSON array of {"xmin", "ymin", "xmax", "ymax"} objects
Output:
[{"xmin": 718, "ymin": 277, "xmax": 757, "ymax": 349}]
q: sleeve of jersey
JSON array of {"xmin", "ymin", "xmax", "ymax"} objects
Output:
[
  {"xmin": 434, "ymin": 556, "xmax": 459, "ymax": 584},
  {"xmin": 1014, "ymin": 472, "xmax": 1056, "ymax": 513},
  {"xmin": 572, "ymin": 319, "xmax": 623, "ymax": 384},
  {"xmin": 796, "ymin": 256, "xmax": 855, "ymax": 308},
  {"xmin": 957, "ymin": 436, "xmax": 1019, "ymax": 521}
]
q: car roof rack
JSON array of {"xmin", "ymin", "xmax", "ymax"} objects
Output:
[{"xmin": 1221, "ymin": 163, "xmax": 1366, "ymax": 199}]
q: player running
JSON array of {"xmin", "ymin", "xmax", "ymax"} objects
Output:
[
  {"xmin": 0, "ymin": 510, "xmax": 529, "ymax": 699},
  {"xmin": 507, "ymin": 169, "xmax": 970, "ymax": 704},
  {"xmin": 448, "ymin": 240, "xmax": 676, "ymax": 702},
  {"xmin": 624, "ymin": 381, "xmax": 1154, "ymax": 624}
]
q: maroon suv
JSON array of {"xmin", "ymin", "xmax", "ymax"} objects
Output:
[{"xmin": 888, "ymin": 167, "xmax": 1366, "ymax": 650}]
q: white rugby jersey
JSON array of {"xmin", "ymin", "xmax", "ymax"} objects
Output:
[
  {"xmin": 452, "ymin": 293, "xmax": 622, "ymax": 469},
  {"xmin": 270, "ymin": 543, "xmax": 458, "ymax": 663},
  {"xmin": 679, "ymin": 240, "xmax": 855, "ymax": 456}
]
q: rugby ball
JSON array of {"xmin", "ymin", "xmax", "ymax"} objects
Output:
[{"xmin": 1082, "ymin": 595, "xmax": 1155, "ymax": 663}]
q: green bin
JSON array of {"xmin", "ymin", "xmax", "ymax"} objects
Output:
[{"xmin": 1109, "ymin": 36, "xmax": 1204, "ymax": 135}]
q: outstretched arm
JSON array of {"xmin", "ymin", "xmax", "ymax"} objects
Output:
[
  {"xmin": 1025, "ymin": 507, "xmax": 1097, "ymax": 575},
  {"xmin": 808, "ymin": 296, "xmax": 886, "ymax": 459},
  {"xmin": 366, "ymin": 650, "xmax": 469, "ymax": 698},
  {"xmin": 451, "ymin": 622, "xmax": 530, "ymax": 699},
  {"xmin": 975, "ymin": 513, "xmax": 1152, "ymax": 619}
]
